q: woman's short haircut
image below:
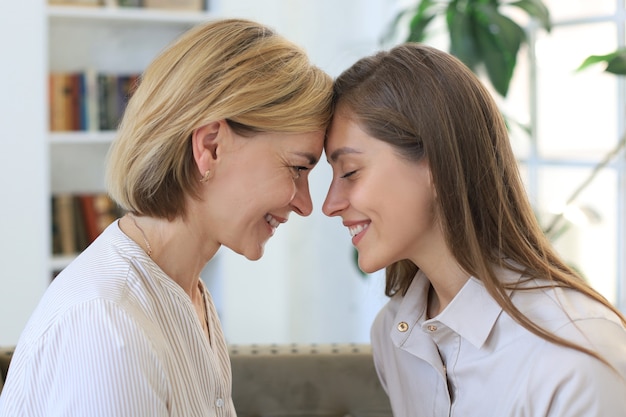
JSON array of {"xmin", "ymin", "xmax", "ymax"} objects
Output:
[{"xmin": 106, "ymin": 18, "xmax": 333, "ymax": 219}]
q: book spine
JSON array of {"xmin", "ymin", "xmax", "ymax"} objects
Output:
[{"xmin": 54, "ymin": 193, "xmax": 77, "ymax": 255}]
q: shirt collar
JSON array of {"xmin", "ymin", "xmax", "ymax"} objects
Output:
[
  {"xmin": 392, "ymin": 266, "xmax": 522, "ymax": 350},
  {"xmin": 432, "ymin": 277, "xmax": 502, "ymax": 349}
]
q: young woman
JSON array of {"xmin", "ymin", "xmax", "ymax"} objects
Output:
[
  {"xmin": 0, "ymin": 18, "xmax": 333, "ymax": 416},
  {"xmin": 323, "ymin": 43, "xmax": 626, "ymax": 416}
]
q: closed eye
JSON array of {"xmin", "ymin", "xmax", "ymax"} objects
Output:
[
  {"xmin": 341, "ymin": 170, "xmax": 356, "ymax": 179},
  {"xmin": 291, "ymin": 166, "xmax": 309, "ymax": 179}
]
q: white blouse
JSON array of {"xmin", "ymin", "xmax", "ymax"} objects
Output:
[
  {"xmin": 0, "ymin": 221, "xmax": 235, "ymax": 417},
  {"xmin": 371, "ymin": 268, "xmax": 626, "ymax": 417}
]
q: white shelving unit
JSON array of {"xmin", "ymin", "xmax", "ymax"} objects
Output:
[
  {"xmin": 47, "ymin": 3, "xmax": 217, "ymax": 273},
  {"xmin": 0, "ymin": 1, "xmax": 216, "ymax": 345}
]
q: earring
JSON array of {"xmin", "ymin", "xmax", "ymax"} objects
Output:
[{"xmin": 200, "ymin": 170, "xmax": 211, "ymax": 183}]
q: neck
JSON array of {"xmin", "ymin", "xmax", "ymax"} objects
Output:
[
  {"xmin": 122, "ymin": 213, "xmax": 219, "ymax": 298},
  {"xmin": 409, "ymin": 224, "xmax": 469, "ymax": 318},
  {"xmin": 423, "ymin": 262, "xmax": 469, "ymax": 318}
]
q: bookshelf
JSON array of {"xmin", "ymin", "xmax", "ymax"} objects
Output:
[
  {"xmin": 47, "ymin": 3, "xmax": 217, "ymax": 273},
  {"xmin": 0, "ymin": 1, "xmax": 220, "ymax": 345}
]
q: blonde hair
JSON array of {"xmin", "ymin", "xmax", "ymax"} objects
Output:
[
  {"xmin": 333, "ymin": 43, "xmax": 626, "ymax": 365},
  {"xmin": 106, "ymin": 18, "xmax": 333, "ymax": 219}
]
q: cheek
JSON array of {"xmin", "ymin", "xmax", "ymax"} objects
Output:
[{"xmin": 263, "ymin": 173, "xmax": 298, "ymax": 207}]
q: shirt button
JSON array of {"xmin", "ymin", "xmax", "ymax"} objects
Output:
[
  {"xmin": 397, "ymin": 322, "xmax": 409, "ymax": 332},
  {"xmin": 216, "ymin": 398, "xmax": 224, "ymax": 408},
  {"xmin": 427, "ymin": 325, "xmax": 437, "ymax": 332}
]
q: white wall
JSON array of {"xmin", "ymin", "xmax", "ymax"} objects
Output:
[{"xmin": 0, "ymin": 0, "xmax": 50, "ymax": 346}]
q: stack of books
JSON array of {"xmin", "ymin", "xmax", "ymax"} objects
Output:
[
  {"xmin": 51, "ymin": 193, "xmax": 125, "ymax": 256},
  {"xmin": 48, "ymin": 71, "xmax": 139, "ymax": 132}
]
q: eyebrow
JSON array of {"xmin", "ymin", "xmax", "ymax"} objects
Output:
[
  {"xmin": 328, "ymin": 147, "xmax": 362, "ymax": 163},
  {"xmin": 293, "ymin": 152, "xmax": 319, "ymax": 165}
]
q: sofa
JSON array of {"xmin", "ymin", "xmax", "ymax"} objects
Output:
[{"xmin": 0, "ymin": 343, "xmax": 392, "ymax": 417}]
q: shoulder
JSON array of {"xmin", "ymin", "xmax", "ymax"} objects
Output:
[
  {"xmin": 515, "ymin": 285, "xmax": 626, "ymax": 415},
  {"xmin": 2, "ymin": 298, "xmax": 170, "ymax": 416},
  {"xmin": 512, "ymin": 279, "xmax": 623, "ymax": 330},
  {"xmin": 523, "ymin": 333, "xmax": 626, "ymax": 415},
  {"xmin": 17, "ymin": 297, "xmax": 158, "ymax": 362}
]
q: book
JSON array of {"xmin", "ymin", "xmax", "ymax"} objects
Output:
[
  {"xmin": 49, "ymin": 73, "xmax": 75, "ymax": 131},
  {"xmin": 78, "ymin": 194, "xmax": 99, "ymax": 244},
  {"xmin": 84, "ymin": 69, "xmax": 100, "ymax": 131},
  {"xmin": 53, "ymin": 194, "xmax": 77, "ymax": 255},
  {"xmin": 50, "ymin": 196, "xmax": 62, "ymax": 255},
  {"xmin": 52, "ymin": 193, "xmax": 123, "ymax": 256},
  {"xmin": 143, "ymin": 0, "xmax": 204, "ymax": 11},
  {"xmin": 95, "ymin": 72, "xmax": 140, "ymax": 130},
  {"xmin": 92, "ymin": 193, "xmax": 122, "ymax": 233},
  {"xmin": 73, "ymin": 196, "xmax": 89, "ymax": 251}
]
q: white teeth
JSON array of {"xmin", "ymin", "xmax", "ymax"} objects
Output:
[
  {"xmin": 349, "ymin": 223, "xmax": 368, "ymax": 237},
  {"xmin": 265, "ymin": 214, "xmax": 280, "ymax": 228}
]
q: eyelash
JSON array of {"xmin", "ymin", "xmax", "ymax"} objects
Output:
[
  {"xmin": 341, "ymin": 170, "xmax": 356, "ymax": 179},
  {"xmin": 291, "ymin": 166, "xmax": 309, "ymax": 179}
]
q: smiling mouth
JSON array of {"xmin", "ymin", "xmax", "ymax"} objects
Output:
[
  {"xmin": 265, "ymin": 214, "xmax": 281, "ymax": 229},
  {"xmin": 349, "ymin": 223, "xmax": 369, "ymax": 237}
]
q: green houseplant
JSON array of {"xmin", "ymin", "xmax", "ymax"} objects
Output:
[{"xmin": 385, "ymin": 0, "xmax": 551, "ymax": 97}]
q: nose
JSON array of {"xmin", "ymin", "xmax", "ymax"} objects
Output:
[
  {"xmin": 322, "ymin": 181, "xmax": 347, "ymax": 217},
  {"xmin": 290, "ymin": 178, "xmax": 314, "ymax": 217}
]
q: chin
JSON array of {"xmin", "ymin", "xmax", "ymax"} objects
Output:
[
  {"xmin": 357, "ymin": 257, "xmax": 385, "ymax": 275},
  {"xmin": 227, "ymin": 237, "xmax": 267, "ymax": 261},
  {"xmin": 244, "ymin": 252, "xmax": 264, "ymax": 261},
  {"xmin": 242, "ymin": 244, "xmax": 265, "ymax": 261}
]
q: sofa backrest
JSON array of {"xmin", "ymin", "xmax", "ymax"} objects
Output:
[{"xmin": 229, "ymin": 343, "xmax": 392, "ymax": 417}]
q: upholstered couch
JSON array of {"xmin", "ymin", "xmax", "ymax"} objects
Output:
[{"xmin": 0, "ymin": 343, "xmax": 392, "ymax": 417}]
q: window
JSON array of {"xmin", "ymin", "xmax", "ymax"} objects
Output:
[{"xmin": 509, "ymin": 0, "xmax": 625, "ymax": 309}]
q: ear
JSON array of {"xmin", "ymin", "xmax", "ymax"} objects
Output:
[
  {"xmin": 191, "ymin": 120, "xmax": 229, "ymax": 177},
  {"xmin": 425, "ymin": 160, "xmax": 437, "ymax": 199}
]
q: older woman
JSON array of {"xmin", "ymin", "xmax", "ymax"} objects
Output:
[{"xmin": 0, "ymin": 18, "xmax": 333, "ymax": 416}]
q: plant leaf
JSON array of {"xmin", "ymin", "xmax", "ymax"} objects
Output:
[
  {"xmin": 408, "ymin": 13, "xmax": 437, "ymax": 43},
  {"xmin": 509, "ymin": 0, "xmax": 552, "ymax": 32},
  {"xmin": 446, "ymin": 2, "xmax": 481, "ymax": 70},
  {"xmin": 577, "ymin": 49, "xmax": 626, "ymax": 75},
  {"xmin": 606, "ymin": 53, "xmax": 626, "ymax": 75},
  {"xmin": 406, "ymin": 0, "xmax": 439, "ymax": 43},
  {"xmin": 473, "ymin": 4, "xmax": 526, "ymax": 96}
]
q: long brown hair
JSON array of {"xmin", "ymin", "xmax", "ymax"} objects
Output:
[{"xmin": 333, "ymin": 42, "xmax": 626, "ymax": 361}]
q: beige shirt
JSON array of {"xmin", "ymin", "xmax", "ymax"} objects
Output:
[
  {"xmin": 0, "ymin": 221, "xmax": 235, "ymax": 417},
  {"xmin": 372, "ymin": 268, "xmax": 626, "ymax": 417}
]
